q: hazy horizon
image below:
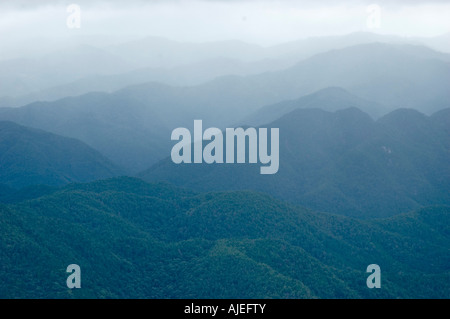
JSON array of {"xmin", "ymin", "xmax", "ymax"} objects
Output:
[{"xmin": 1, "ymin": 0, "xmax": 450, "ymax": 61}]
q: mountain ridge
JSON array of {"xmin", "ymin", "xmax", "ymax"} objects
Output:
[
  {"xmin": 0, "ymin": 121, "xmax": 123, "ymax": 188},
  {"xmin": 1, "ymin": 176, "xmax": 448, "ymax": 298},
  {"xmin": 140, "ymin": 107, "xmax": 450, "ymax": 219}
]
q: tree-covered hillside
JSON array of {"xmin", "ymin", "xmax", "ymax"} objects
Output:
[
  {"xmin": 0, "ymin": 121, "xmax": 123, "ymax": 188},
  {"xmin": 1, "ymin": 177, "xmax": 448, "ymax": 298}
]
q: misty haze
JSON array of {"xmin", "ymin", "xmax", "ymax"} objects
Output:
[{"xmin": 0, "ymin": 0, "xmax": 449, "ymax": 300}]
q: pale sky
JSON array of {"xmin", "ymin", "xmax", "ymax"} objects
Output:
[{"xmin": 1, "ymin": 0, "xmax": 449, "ymax": 48}]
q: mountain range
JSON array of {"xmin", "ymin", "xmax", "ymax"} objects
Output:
[
  {"xmin": 241, "ymin": 87, "xmax": 388, "ymax": 126},
  {"xmin": 1, "ymin": 177, "xmax": 448, "ymax": 298},
  {"xmin": 0, "ymin": 32, "xmax": 449, "ymax": 299},
  {"xmin": 141, "ymin": 107, "xmax": 450, "ymax": 219},
  {"xmin": 1, "ymin": 43, "xmax": 449, "ymax": 174},
  {"xmin": 2, "ymin": 32, "xmax": 450, "ymax": 109}
]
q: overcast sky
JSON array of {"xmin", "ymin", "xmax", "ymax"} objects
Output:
[{"xmin": 1, "ymin": 0, "xmax": 450, "ymax": 49}]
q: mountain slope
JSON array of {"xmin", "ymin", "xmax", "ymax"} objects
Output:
[
  {"xmin": 255, "ymin": 43, "xmax": 450, "ymax": 115},
  {"xmin": 0, "ymin": 177, "xmax": 448, "ymax": 298},
  {"xmin": 5, "ymin": 35, "xmax": 450, "ymax": 110},
  {"xmin": 241, "ymin": 87, "xmax": 388, "ymax": 126},
  {"xmin": 0, "ymin": 56, "xmax": 296, "ymax": 109},
  {"xmin": 0, "ymin": 121, "xmax": 122, "ymax": 188},
  {"xmin": 141, "ymin": 107, "xmax": 450, "ymax": 218},
  {"xmin": 0, "ymin": 92, "xmax": 171, "ymax": 173},
  {"xmin": 186, "ymin": 42, "xmax": 450, "ymax": 124}
]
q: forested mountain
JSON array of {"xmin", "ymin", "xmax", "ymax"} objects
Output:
[
  {"xmin": 0, "ymin": 91, "xmax": 172, "ymax": 173},
  {"xmin": 0, "ymin": 121, "xmax": 122, "ymax": 188},
  {"xmin": 141, "ymin": 107, "xmax": 450, "ymax": 218},
  {"xmin": 1, "ymin": 177, "xmax": 448, "ymax": 298},
  {"xmin": 0, "ymin": 184, "xmax": 57, "ymax": 204}
]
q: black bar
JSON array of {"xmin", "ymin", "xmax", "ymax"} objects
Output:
[{"xmin": 0, "ymin": 299, "xmax": 444, "ymax": 317}]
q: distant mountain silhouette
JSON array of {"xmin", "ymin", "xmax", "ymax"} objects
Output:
[
  {"xmin": 1, "ymin": 43, "xmax": 448, "ymax": 173},
  {"xmin": 0, "ymin": 91, "xmax": 172, "ymax": 173},
  {"xmin": 103, "ymin": 42, "xmax": 450, "ymax": 124},
  {"xmin": 140, "ymin": 107, "xmax": 450, "ymax": 218},
  {"xmin": 3, "ymin": 34, "xmax": 450, "ymax": 109},
  {"xmin": 0, "ymin": 57, "xmax": 295, "ymax": 109},
  {"xmin": 239, "ymin": 43, "xmax": 450, "ymax": 116},
  {"xmin": 240, "ymin": 87, "xmax": 388, "ymax": 126},
  {"xmin": 0, "ymin": 45, "xmax": 132, "ymax": 99}
]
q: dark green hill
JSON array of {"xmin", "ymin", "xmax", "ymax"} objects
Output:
[
  {"xmin": 0, "ymin": 184, "xmax": 57, "ymax": 204},
  {"xmin": 141, "ymin": 107, "xmax": 450, "ymax": 218},
  {"xmin": 0, "ymin": 121, "xmax": 123, "ymax": 188},
  {"xmin": 0, "ymin": 184, "xmax": 16, "ymax": 202},
  {"xmin": 0, "ymin": 177, "xmax": 448, "ymax": 298}
]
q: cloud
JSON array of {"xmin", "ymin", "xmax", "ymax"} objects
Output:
[
  {"xmin": 2, "ymin": 0, "xmax": 450, "ymax": 10},
  {"xmin": 0, "ymin": 0, "xmax": 449, "ymax": 48}
]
